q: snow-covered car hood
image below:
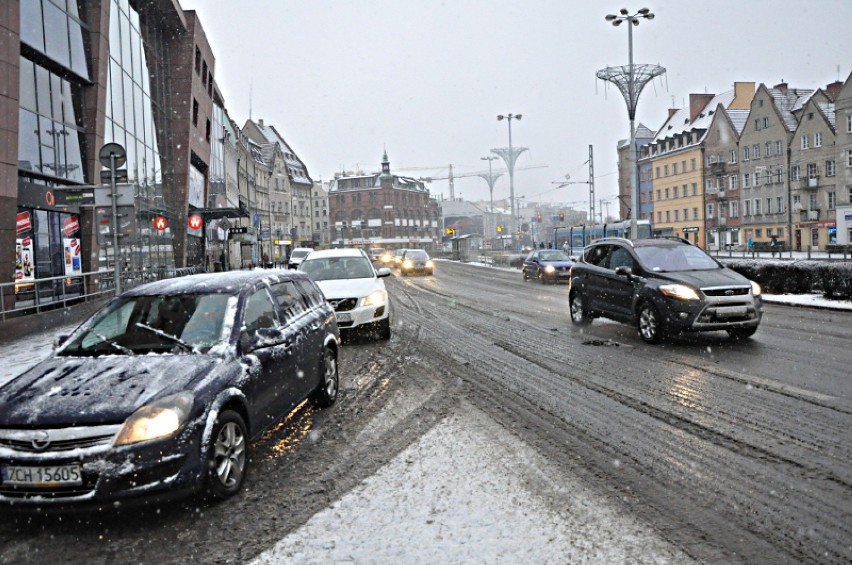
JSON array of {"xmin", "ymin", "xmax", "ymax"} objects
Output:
[
  {"xmin": 315, "ymin": 278, "xmax": 384, "ymax": 300},
  {"xmin": 541, "ymin": 260, "xmax": 574, "ymax": 268},
  {"xmin": 655, "ymin": 267, "xmax": 751, "ymax": 290},
  {"xmin": 0, "ymin": 354, "xmax": 224, "ymax": 427}
]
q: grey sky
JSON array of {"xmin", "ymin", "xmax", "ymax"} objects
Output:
[{"xmin": 180, "ymin": 0, "xmax": 852, "ymax": 217}]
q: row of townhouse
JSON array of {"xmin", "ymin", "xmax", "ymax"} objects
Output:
[
  {"xmin": 625, "ymin": 72, "xmax": 852, "ymax": 251},
  {"xmin": 2, "ymin": 0, "xmax": 326, "ymax": 315}
]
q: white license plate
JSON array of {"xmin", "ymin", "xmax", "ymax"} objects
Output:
[
  {"xmin": 335, "ymin": 312, "xmax": 352, "ymax": 322},
  {"xmin": 716, "ymin": 306, "xmax": 747, "ymax": 318},
  {"xmin": 1, "ymin": 464, "xmax": 83, "ymax": 487}
]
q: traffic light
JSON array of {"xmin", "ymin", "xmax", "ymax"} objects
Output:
[
  {"xmin": 559, "ymin": 213, "xmax": 565, "ymax": 222},
  {"xmin": 444, "ymin": 227, "xmax": 456, "ymax": 236},
  {"xmin": 496, "ymin": 225, "xmax": 503, "ymax": 233},
  {"xmin": 536, "ymin": 214, "xmax": 542, "ymax": 222}
]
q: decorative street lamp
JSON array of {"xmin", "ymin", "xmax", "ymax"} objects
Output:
[
  {"xmin": 597, "ymin": 8, "xmax": 665, "ymax": 239},
  {"xmin": 493, "ymin": 114, "xmax": 527, "ymax": 251}
]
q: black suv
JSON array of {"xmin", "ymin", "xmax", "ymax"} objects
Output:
[{"xmin": 568, "ymin": 237, "xmax": 763, "ymax": 343}]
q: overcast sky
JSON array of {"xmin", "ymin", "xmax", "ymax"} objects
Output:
[{"xmin": 179, "ymin": 0, "xmax": 851, "ymax": 218}]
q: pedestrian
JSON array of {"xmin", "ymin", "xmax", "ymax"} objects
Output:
[
  {"xmin": 219, "ymin": 251, "xmax": 226, "ymax": 271},
  {"xmin": 747, "ymin": 237, "xmax": 754, "ymax": 253}
]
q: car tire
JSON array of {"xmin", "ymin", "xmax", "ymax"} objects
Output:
[
  {"xmin": 309, "ymin": 347, "xmax": 339, "ymax": 408},
  {"xmin": 637, "ymin": 301, "xmax": 665, "ymax": 344},
  {"xmin": 522, "ymin": 269, "xmax": 529, "ymax": 281},
  {"xmin": 569, "ymin": 291, "xmax": 592, "ymax": 326},
  {"xmin": 538, "ymin": 271, "xmax": 547, "ymax": 284},
  {"xmin": 728, "ymin": 326, "xmax": 758, "ymax": 340},
  {"xmin": 377, "ymin": 317, "xmax": 391, "ymax": 340},
  {"xmin": 204, "ymin": 410, "xmax": 248, "ymax": 501}
]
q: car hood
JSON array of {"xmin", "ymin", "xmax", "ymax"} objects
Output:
[
  {"xmin": 315, "ymin": 278, "xmax": 383, "ymax": 300},
  {"xmin": 656, "ymin": 267, "xmax": 750, "ymax": 289},
  {"xmin": 0, "ymin": 354, "xmax": 224, "ymax": 427}
]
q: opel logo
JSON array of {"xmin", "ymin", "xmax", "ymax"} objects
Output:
[{"xmin": 31, "ymin": 430, "xmax": 51, "ymax": 451}]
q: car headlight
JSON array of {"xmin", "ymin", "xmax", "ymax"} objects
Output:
[
  {"xmin": 659, "ymin": 284, "xmax": 700, "ymax": 301},
  {"xmin": 113, "ymin": 392, "xmax": 194, "ymax": 446},
  {"xmin": 425, "ymin": 260, "xmax": 434, "ymax": 269},
  {"xmin": 750, "ymin": 280, "xmax": 762, "ymax": 296},
  {"xmin": 403, "ymin": 259, "xmax": 413, "ymax": 269},
  {"xmin": 543, "ymin": 265, "xmax": 556, "ymax": 274},
  {"xmin": 361, "ymin": 290, "xmax": 387, "ymax": 308}
]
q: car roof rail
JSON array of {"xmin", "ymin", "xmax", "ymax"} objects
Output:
[
  {"xmin": 651, "ymin": 235, "xmax": 694, "ymax": 245},
  {"xmin": 593, "ymin": 237, "xmax": 634, "ymax": 246}
]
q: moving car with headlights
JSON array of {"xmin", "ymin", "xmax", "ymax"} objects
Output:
[
  {"xmin": 522, "ymin": 249, "xmax": 574, "ymax": 284},
  {"xmin": 400, "ymin": 249, "xmax": 434, "ymax": 276},
  {"xmin": 0, "ymin": 270, "xmax": 340, "ymax": 510},
  {"xmin": 299, "ymin": 248, "xmax": 392, "ymax": 339},
  {"xmin": 568, "ymin": 237, "xmax": 762, "ymax": 343},
  {"xmin": 369, "ymin": 248, "xmax": 385, "ymax": 262},
  {"xmin": 288, "ymin": 247, "xmax": 313, "ymax": 269},
  {"xmin": 392, "ymin": 248, "xmax": 409, "ymax": 267}
]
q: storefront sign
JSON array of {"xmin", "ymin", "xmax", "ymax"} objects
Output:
[
  {"xmin": 153, "ymin": 216, "xmax": 169, "ymax": 231},
  {"xmin": 188, "ymin": 214, "xmax": 203, "ymax": 230},
  {"xmin": 63, "ymin": 215, "xmax": 80, "ymax": 237},
  {"xmin": 15, "ymin": 237, "xmax": 35, "ymax": 285},
  {"xmin": 16, "ymin": 212, "xmax": 32, "ymax": 235}
]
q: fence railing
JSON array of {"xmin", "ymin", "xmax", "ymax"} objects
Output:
[{"xmin": 0, "ymin": 267, "xmax": 206, "ymax": 323}]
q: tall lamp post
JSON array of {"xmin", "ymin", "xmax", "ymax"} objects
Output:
[
  {"xmin": 478, "ymin": 156, "xmax": 502, "ymax": 241},
  {"xmin": 493, "ymin": 114, "xmax": 527, "ymax": 251},
  {"xmin": 596, "ymin": 8, "xmax": 664, "ymax": 239}
]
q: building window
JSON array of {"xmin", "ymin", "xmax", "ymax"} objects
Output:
[
  {"xmin": 665, "ymin": 188, "xmax": 670, "ymax": 199},
  {"xmin": 664, "ymin": 164, "xmax": 669, "ymax": 176},
  {"xmin": 730, "ymin": 175, "xmax": 738, "ymax": 190},
  {"xmin": 801, "ymin": 135, "xmax": 809, "ymax": 149},
  {"xmin": 754, "ymin": 199, "xmax": 761, "ymax": 215},
  {"xmin": 745, "ymin": 200, "xmax": 751, "ymax": 216},
  {"xmin": 655, "ymin": 166, "xmax": 660, "ymax": 178},
  {"xmin": 793, "ymin": 194, "xmax": 801, "ymax": 207},
  {"xmin": 202, "ymin": 61, "xmax": 208, "ymax": 86},
  {"xmin": 743, "ymin": 173, "xmax": 751, "ymax": 188},
  {"xmin": 756, "ymin": 229, "xmax": 762, "ymax": 238},
  {"xmin": 205, "ymin": 119, "xmax": 211, "ymax": 142},
  {"xmin": 791, "ymin": 165, "xmax": 800, "ymax": 181},
  {"xmin": 765, "ymin": 142, "xmax": 772, "ymax": 157},
  {"xmin": 776, "ymin": 141, "xmax": 783, "ymax": 156},
  {"xmin": 691, "ymin": 158, "xmax": 696, "ymax": 171},
  {"xmin": 684, "ymin": 208, "xmax": 689, "ymax": 220},
  {"xmin": 195, "ymin": 46, "xmax": 201, "ymax": 73},
  {"xmin": 673, "ymin": 162, "xmax": 678, "ymax": 175},
  {"xmin": 776, "ymin": 196, "xmax": 783, "ymax": 214},
  {"xmin": 674, "ymin": 209, "xmax": 680, "ymax": 221},
  {"xmin": 743, "ymin": 146, "xmax": 750, "ymax": 161},
  {"xmin": 766, "ymin": 197, "xmax": 772, "ymax": 214},
  {"xmin": 754, "ymin": 144, "xmax": 760, "ymax": 159},
  {"xmin": 706, "ymin": 204, "xmax": 714, "ymax": 218},
  {"xmin": 809, "ymin": 193, "xmax": 818, "ymax": 210},
  {"xmin": 754, "ymin": 170, "xmax": 761, "ymax": 185},
  {"xmin": 815, "ymin": 132, "xmax": 822, "ymax": 147},
  {"xmin": 656, "ymin": 189, "xmax": 661, "ymax": 201},
  {"xmin": 775, "ymin": 167, "xmax": 784, "ymax": 184},
  {"xmin": 826, "ymin": 160, "xmax": 835, "ymax": 177},
  {"xmin": 674, "ymin": 186, "xmax": 679, "ymax": 198},
  {"xmin": 657, "ymin": 211, "xmax": 662, "ymax": 223},
  {"xmin": 730, "ymin": 201, "xmax": 738, "ymax": 218},
  {"xmin": 754, "ymin": 119, "xmax": 760, "ymax": 130},
  {"xmin": 847, "ymin": 149, "xmax": 852, "ymax": 167},
  {"xmin": 682, "ymin": 160, "xmax": 687, "ymax": 172},
  {"xmin": 763, "ymin": 117, "xmax": 769, "ymax": 128},
  {"xmin": 828, "ymin": 191, "xmax": 836, "ymax": 210},
  {"xmin": 692, "ymin": 183, "xmax": 697, "ymax": 196},
  {"xmin": 705, "ymin": 179, "xmax": 713, "ymax": 192},
  {"xmin": 665, "ymin": 210, "xmax": 670, "ymax": 222},
  {"xmin": 730, "ymin": 150, "xmax": 737, "ymax": 163},
  {"xmin": 807, "ymin": 162, "xmax": 818, "ymax": 179},
  {"xmin": 192, "ymin": 98, "xmax": 199, "ymax": 127}
]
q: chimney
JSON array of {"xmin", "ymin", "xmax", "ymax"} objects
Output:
[
  {"xmin": 825, "ymin": 81, "xmax": 843, "ymax": 101},
  {"xmin": 689, "ymin": 93, "xmax": 715, "ymax": 122},
  {"xmin": 258, "ymin": 118, "xmax": 264, "ymax": 127},
  {"xmin": 667, "ymin": 108, "xmax": 679, "ymax": 118},
  {"xmin": 773, "ymin": 82, "xmax": 788, "ymax": 94}
]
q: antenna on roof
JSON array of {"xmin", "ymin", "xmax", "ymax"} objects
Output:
[{"xmin": 249, "ymin": 80, "xmax": 253, "ymax": 120}]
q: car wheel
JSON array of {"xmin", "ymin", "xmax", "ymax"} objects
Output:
[
  {"xmin": 638, "ymin": 301, "xmax": 665, "ymax": 344},
  {"xmin": 569, "ymin": 291, "xmax": 592, "ymax": 326},
  {"xmin": 728, "ymin": 326, "xmax": 758, "ymax": 340},
  {"xmin": 522, "ymin": 269, "xmax": 529, "ymax": 281},
  {"xmin": 204, "ymin": 410, "xmax": 248, "ymax": 501},
  {"xmin": 538, "ymin": 271, "xmax": 547, "ymax": 284},
  {"xmin": 309, "ymin": 347, "xmax": 339, "ymax": 408},
  {"xmin": 376, "ymin": 317, "xmax": 391, "ymax": 340}
]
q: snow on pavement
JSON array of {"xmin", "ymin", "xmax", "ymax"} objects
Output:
[{"xmin": 250, "ymin": 403, "xmax": 694, "ymax": 565}]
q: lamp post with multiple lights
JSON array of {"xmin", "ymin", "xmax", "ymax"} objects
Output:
[
  {"xmin": 493, "ymin": 114, "xmax": 527, "ymax": 251},
  {"xmin": 596, "ymin": 8, "xmax": 664, "ymax": 239}
]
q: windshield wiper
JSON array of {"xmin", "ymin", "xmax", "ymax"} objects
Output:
[
  {"xmin": 88, "ymin": 330, "xmax": 135, "ymax": 356},
  {"xmin": 135, "ymin": 323, "xmax": 194, "ymax": 352}
]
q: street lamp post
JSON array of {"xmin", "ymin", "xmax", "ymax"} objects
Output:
[
  {"xmin": 494, "ymin": 114, "xmax": 527, "ymax": 251},
  {"xmin": 597, "ymin": 8, "xmax": 665, "ymax": 239}
]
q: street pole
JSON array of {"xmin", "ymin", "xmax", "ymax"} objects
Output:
[
  {"xmin": 110, "ymin": 154, "xmax": 120, "ymax": 294},
  {"xmin": 494, "ymin": 114, "xmax": 527, "ymax": 252}
]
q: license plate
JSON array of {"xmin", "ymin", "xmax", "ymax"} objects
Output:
[
  {"xmin": 716, "ymin": 306, "xmax": 747, "ymax": 318},
  {"xmin": 335, "ymin": 312, "xmax": 352, "ymax": 322},
  {"xmin": 1, "ymin": 464, "xmax": 83, "ymax": 487}
]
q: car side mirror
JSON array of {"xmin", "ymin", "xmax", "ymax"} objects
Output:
[
  {"xmin": 377, "ymin": 267, "xmax": 392, "ymax": 277},
  {"xmin": 241, "ymin": 327, "xmax": 284, "ymax": 353},
  {"xmin": 614, "ymin": 266, "xmax": 633, "ymax": 278}
]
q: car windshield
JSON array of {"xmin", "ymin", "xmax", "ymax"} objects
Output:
[
  {"xmin": 538, "ymin": 250, "xmax": 571, "ymax": 261},
  {"xmin": 291, "ymin": 249, "xmax": 311, "ymax": 258},
  {"xmin": 405, "ymin": 250, "xmax": 429, "ymax": 260},
  {"xmin": 300, "ymin": 256, "xmax": 375, "ymax": 281},
  {"xmin": 59, "ymin": 293, "xmax": 235, "ymax": 355},
  {"xmin": 635, "ymin": 245, "xmax": 720, "ymax": 272}
]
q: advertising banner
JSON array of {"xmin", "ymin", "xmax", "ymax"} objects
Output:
[
  {"xmin": 63, "ymin": 238, "xmax": 82, "ymax": 276},
  {"xmin": 15, "ymin": 237, "xmax": 35, "ymax": 287}
]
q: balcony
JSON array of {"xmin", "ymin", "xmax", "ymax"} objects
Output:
[
  {"xmin": 709, "ymin": 161, "xmax": 727, "ymax": 176},
  {"xmin": 800, "ymin": 176, "xmax": 819, "ymax": 190},
  {"xmin": 800, "ymin": 209, "xmax": 820, "ymax": 221}
]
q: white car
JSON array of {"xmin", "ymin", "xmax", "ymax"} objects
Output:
[
  {"xmin": 288, "ymin": 247, "xmax": 313, "ymax": 269},
  {"xmin": 298, "ymin": 248, "xmax": 392, "ymax": 339}
]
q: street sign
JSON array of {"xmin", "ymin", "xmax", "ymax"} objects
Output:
[
  {"xmin": 55, "ymin": 188, "xmax": 95, "ymax": 206},
  {"xmin": 188, "ymin": 214, "xmax": 203, "ymax": 230},
  {"xmin": 100, "ymin": 169, "xmax": 128, "ymax": 183},
  {"xmin": 99, "ymin": 143, "xmax": 126, "ymax": 168},
  {"xmin": 152, "ymin": 216, "xmax": 169, "ymax": 231},
  {"xmin": 94, "ymin": 183, "xmax": 135, "ymax": 207},
  {"xmin": 683, "ymin": 226, "xmax": 700, "ymax": 233}
]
